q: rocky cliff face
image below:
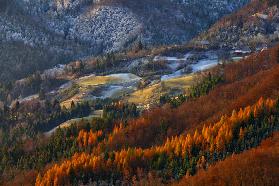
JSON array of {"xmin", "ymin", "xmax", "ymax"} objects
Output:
[{"xmin": 0, "ymin": 0, "xmax": 249, "ymax": 81}]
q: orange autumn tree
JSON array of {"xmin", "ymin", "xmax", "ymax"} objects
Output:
[
  {"xmin": 77, "ymin": 129, "xmax": 103, "ymax": 148},
  {"xmin": 36, "ymin": 98, "xmax": 279, "ymax": 186}
]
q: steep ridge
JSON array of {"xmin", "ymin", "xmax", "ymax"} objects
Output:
[{"xmin": 192, "ymin": 0, "xmax": 279, "ymax": 50}]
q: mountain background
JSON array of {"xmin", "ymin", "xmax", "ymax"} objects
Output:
[{"xmin": 0, "ymin": 0, "xmax": 249, "ymax": 81}]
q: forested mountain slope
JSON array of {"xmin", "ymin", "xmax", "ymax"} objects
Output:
[
  {"xmin": 2, "ymin": 40, "xmax": 279, "ymax": 185},
  {"xmin": 2, "ymin": 1, "xmax": 279, "ymax": 185},
  {"xmin": 175, "ymin": 132, "xmax": 279, "ymax": 186},
  {"xmin": 192, "ymin": 0, "xmax": 279, "ymax": 49},
  {"xmin": 0, "ymin": 0, "xmax": 249, "ymax": 81}
]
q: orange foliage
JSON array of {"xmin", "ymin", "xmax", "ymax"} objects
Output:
[
  {"xmin": 174, "ymin": 132, "xmax": 279, "ymax": 186},
  {"xmin": 36, "ymin": 97, "xmax": 278, "ymax": 185},
  {"xmin": 33, "ymin": 45, "xmax": 279, "ymax": 186},
  {"xmin": 77, "ymin": 129, "xmax": 103, "ymax": 148},
  {"xmin": 95, "ymin": 46, "xmax": 279, "ymax": 153}
]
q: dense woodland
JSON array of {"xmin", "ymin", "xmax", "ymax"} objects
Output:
[
  {"xmin": 35, "ymin": 97, "xmax": 279, "ymax": 185},
  {"xmin": 175, "ymin": 131, "xmax": 279, "ymax": 186},
  {"xmin": 0, "ymin": 41, "xmax": 278, "ymax": 185},
  {"xmin": 0, "ymin": 98, "xmax": 139, "ymax": 185},
  {"xmin": 0, "ymin": 0, "xmax": 278, "ymax": 185}
]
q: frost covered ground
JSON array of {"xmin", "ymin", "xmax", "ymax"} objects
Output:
[
  {"xmin": 16, "ymin": 48, "xmax": 244, "ymax": 107},
  {"xmin": 158, "ymin": 51, "xmax": 219, "ymax": 81},
  {"xmin": 59, "ymin": 73, "xmax": 142, "ymax": 108},
  {"xmin": 16, "ymin": 47, "xmax": 246, "ymax": 108}
]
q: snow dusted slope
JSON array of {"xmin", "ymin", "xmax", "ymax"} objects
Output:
[
  {"xmin": 8, "ymin": 0, "xmax": 250, "ymax": 52},
  {"xmin": 0, "ymin": 0, "xmax": 249, "ymax": 81},
  {"xmin": 69, "ymin": 6, "xmax": 142, "ymax": 52},
  {"xmin": 10, "ymin": 0, "xmax": 142, "ymax": 53}
]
